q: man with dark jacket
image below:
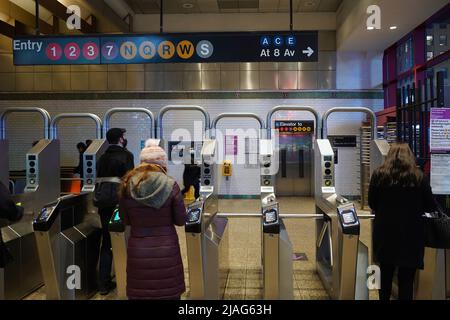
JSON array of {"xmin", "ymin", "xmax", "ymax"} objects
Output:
[
  {"xmin": 0, "ymin": 182, "xmax": 23, "ymax": 268},
  {"xmin": 96, "ymin": 128, "xmax": 134, "ymax": 295}
]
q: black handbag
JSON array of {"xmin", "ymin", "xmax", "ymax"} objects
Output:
[
  {"xmin": 93, "ymin": 177, "xmax": 121, "ymax": 208},
  {"xmin": 423, "ymin": 205, "xmax": 450, "ymax": 249}
]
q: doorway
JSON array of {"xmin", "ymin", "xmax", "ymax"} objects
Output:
[{"xmin": 275, "ymin": 121, "xmax": 314, "ymax": 196}]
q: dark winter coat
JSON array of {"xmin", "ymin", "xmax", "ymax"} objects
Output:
[
  {"xmin": 368, "ymin": 172, "xmax": 436, "ymax": 269},
  {"xmin": 74, "ymin": 152, "xmax": 84, "ymax": 178},
  {"xmin": 97, "ymin": 145, "xmax": 135, "ymax": 178},
  {"xmin": 0, "ymin": 182, "xmax": 23, "ymax": 268},
  {"xmin": 119, "ymin": 171, "xmax": 187, "ymax": 299},
  {"xmin": 183, "ymin": 164, "xmax": 200, "ymax": 185}
]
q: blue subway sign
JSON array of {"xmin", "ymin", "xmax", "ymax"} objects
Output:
[{"xmin": 13, "ymin": 31, "xmax": 318, "ymax": 65}]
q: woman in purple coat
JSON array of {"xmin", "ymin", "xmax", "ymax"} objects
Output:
[{"xmin": 119, "ymin": 139, "xmax": 187, "ymax": 300}]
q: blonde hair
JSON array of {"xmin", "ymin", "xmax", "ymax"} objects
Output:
[{"xmin": 119, "ymin": 163, "xmax": 167, "ymax": 198}]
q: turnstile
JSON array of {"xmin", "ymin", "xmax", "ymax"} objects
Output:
[
  {"xmin": 415, "ymin": 247, "xmax": 448, "ymax": 300},
  {"xmin": 261, "ymin": 201, "xmax": 293, "ymax": 300},
  {"xmin": 33, "ymin": 193, "xmax": 101, "ymax": 300},
  {"xmin": 186, "ymin": 200, "xmax": 229, "ymax": 299},
  {"xmin": 262, "ymin": 106, "xmax": 326, "ymax": 300},
  {"xmin": 0, "ymin": 108, "xmax": 59, "ymax": 300},
  {"xmin": 315, "ymin": 139, "xmax": 368, "ymax": 300},
  {"xmin": 0, "ymin": 139, "xmax": 8, "ymax": 188},
  {"xmin": 109, "ymin": 209, "xmax": 128, "ymax": 300},
  {"xmin": 185, "ymin": 139, "xmax": 229, "ymax": 300},
  {"xmin": 447, "ymin": 249, "xmax": 450, "ymax": 298},
  {"xmin": 0, "ymin": 209, "xmax": 42, "ymax": 300},
  {"xmin": 259, "ymin": 138, "xmax": 293, "ymax": 300},
  {"xmin": 0, "ymin": 141, "xmax": 60, "ymax": 299}
]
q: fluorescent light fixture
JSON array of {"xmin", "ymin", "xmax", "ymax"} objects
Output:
[
  {"xmin": 390, "ymin": 26, "xmax": 398, "ymax": 30},
  {"xmin": 367, "ymin": 26, "xmax": 375, "ymax": 30},
  {"xmin": 182, "ymin": 3, "xmax": 194, "ymax": 9}
]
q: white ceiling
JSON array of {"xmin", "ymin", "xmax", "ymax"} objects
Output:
[{"xmin": 123, "ymin": 0, "xmax": 343, "ymax": 14}]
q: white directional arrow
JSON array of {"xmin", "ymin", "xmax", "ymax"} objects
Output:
[{"xmin": 302, "ymin": 47, "xmax": 314, "ymax": 57}]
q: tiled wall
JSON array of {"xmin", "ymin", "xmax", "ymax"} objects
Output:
[
  {"xmin": 0, "ymin": 58, "xmax": 337, "ymax": 92},
  {"xmin": 0, "ymin": 98, "xmax": 383, "ymax": 197}
]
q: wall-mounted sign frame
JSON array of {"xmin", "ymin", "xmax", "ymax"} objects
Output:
[
  {"xmin": 13, "ymin": 31, "xmax": 318, "ymax": 65},
  {"xmin": 329, "ymin": 136, "xmax": 358, "ymax": 148}
]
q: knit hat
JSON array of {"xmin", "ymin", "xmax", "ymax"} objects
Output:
[{"xmin": 140, "ymin": 139, "xmax": 168, "ymax": 168}]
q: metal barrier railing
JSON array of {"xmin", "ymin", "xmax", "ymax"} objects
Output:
[
  {"xmin": 0, "ymin": 107, "xmax": 51, "ymax": 139},
  {"xmin": 50, "ymin": 113, "xmax": 102, "ymax": 140},
  {"xmin": 211, "ymin": 113, "xmax": 265, "ymax": 139},
  {"xmin": 103, "ymin": 108, "xmax": 155, "ymax": 139},
  {"xmin": 208, "ymin": 212, "xmax": 375, "ymax": 219},
  {"xmin": 322, "ymin": 107, "xmax": 377, "ymax": 140},
  {"xmin": 157, "ymin": 105, "xmax": 210, "ymax": 139}
]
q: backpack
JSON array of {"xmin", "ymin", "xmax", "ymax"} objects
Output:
[{"xmin": 93, "ymin": 177, "xmax": 122, "ymax": 208}]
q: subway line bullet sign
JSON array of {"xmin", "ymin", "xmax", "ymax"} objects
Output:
[{"xmin": 13, "ymin": 32, "xmax": 318, "ymax": 65}]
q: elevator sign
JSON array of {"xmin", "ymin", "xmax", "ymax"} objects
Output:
[
  {"xmin": 13, "ymin": 31, "xmax": 318, "ymax": 65},
  {"xmin": 275, "ymin": 121, "xmax": 315, "ymax": 136}
]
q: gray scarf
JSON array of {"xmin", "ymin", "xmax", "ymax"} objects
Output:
[{"xmin": 129, "ymin": 172, "xmax": 174, "ymax": 209}]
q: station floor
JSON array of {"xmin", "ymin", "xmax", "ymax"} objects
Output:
[{"xmin": 24, "ymin": 197, "xmax": 377, "ymax": 300}]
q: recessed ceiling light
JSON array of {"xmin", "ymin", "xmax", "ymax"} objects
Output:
[
  {"xmin": 367, "ymin": 26, "xmax": 375, "ymax": 30},
  {"xmin": 390, "ymin": 26, "xmax": 398, "ymax": 30},
  {"xmin": 182, "ymin": 3, "xmax": 194, "ymax": 9}
]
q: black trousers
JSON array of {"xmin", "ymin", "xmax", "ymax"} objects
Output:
[
  {"xmin": 98, "ymin": 206, "xmax": 115, "ymax": 287},
  {"xmin": 182, "ymin": 181, "xmax": 200, "ymax": 199},
  {"xmin": 379, "ymin": 263, "xmax": 417, "ymax": 300}
]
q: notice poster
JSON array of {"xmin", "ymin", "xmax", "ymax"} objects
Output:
[
  {"xmin": 225, "ymin": 136, "xmax": 238, "ymax": 156},
  {"xmin": 431, "ymin": 154, "xmax": 450, "ymax": 195},
  {"xmin": 430, "ymin": 108, "xmax": 450, "ymax": 152}
]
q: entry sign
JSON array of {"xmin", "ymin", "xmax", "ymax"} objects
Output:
[
  {"xmin": 13, "ymin": 31, "xmax": 318, "ymax": 65},
  {"xmin": 430, "ymin": 108, "xmax": 450, "ymax": 152},
  {"xmin": 13, "ymin": 37, "xmax": 100, "ymax": 65}
]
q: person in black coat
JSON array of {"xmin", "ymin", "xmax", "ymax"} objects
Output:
[
  {"xmin": 0, "ymin": 182, "xmax": 23, "ymax": 268},
  {"xmin": 74, "ymin": 142, "xmax": 87, "ymax": 178},
  {"xmin": 96, "ymin": 128, "xmax": 134, "ymax": 295},
  {"xmin": 368, "ymin": 143, "xmax": 436, "ymax": 300},
  {"xmin": 182, "ymin": 164, "xmax": 201, "ymax": 200}
]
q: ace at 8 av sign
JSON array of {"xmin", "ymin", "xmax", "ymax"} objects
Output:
[{"xmin": 13, "ymin": 31, "xmax": 318, "ymax": 65}]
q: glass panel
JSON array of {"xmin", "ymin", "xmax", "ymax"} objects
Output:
[{"xmin": 397, "ymin": 37, "xmax": 414, "ymax": 75}]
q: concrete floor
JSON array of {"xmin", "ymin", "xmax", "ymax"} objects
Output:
[{"xmin": 24, "ymin": 197, "xmax": 378, "ymax": 300}]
